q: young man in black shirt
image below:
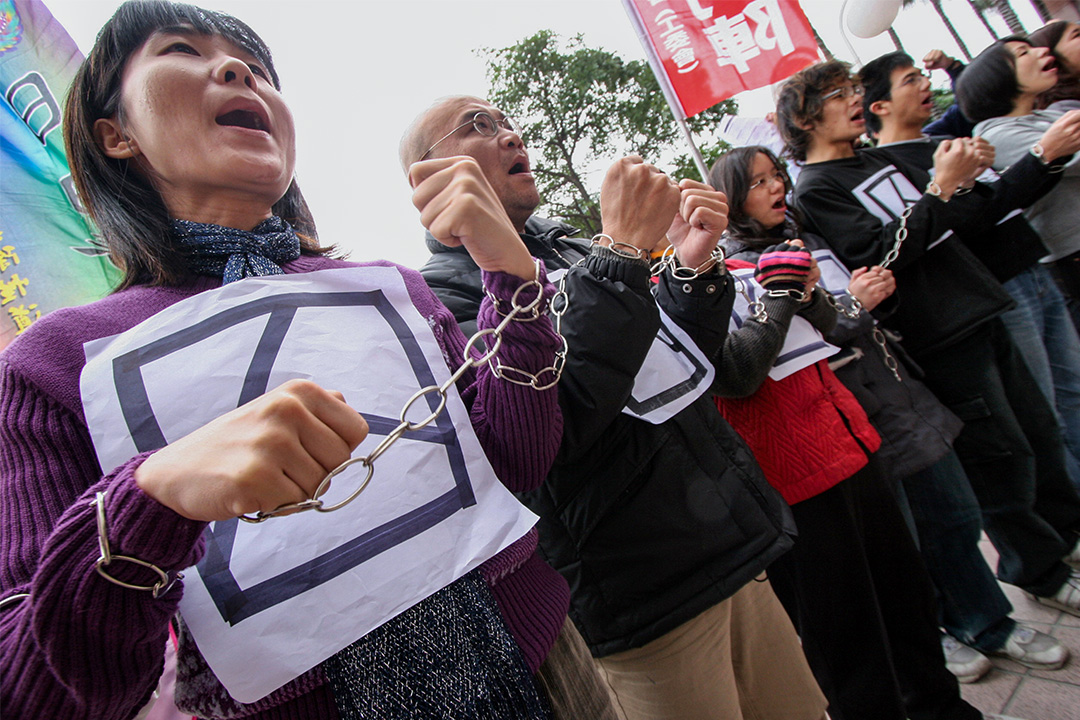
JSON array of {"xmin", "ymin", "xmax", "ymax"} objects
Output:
[
  {"xmin": 854, "ymin": 49, "xmax": 1078, "ymax": 677},
  {"xmin": 780, "ymin": 59, "xmax": 1080, "ymax": 635}
]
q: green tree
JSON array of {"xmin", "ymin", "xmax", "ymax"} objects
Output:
[{"xmin": 480, "ymin": 30, "xmax": 737, "ymax": 235}]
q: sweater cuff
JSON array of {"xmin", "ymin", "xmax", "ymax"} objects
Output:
[
  {"xmin": 760, "ymin": 294, "xmax": 800, "ymax": 327},
  {"xmin": 103, "ymin": 452, "xmax": 208, "ymax": 572},
  {"xmin": 480, "ymin": 260, "xmax": 556, "ymax": 312}
]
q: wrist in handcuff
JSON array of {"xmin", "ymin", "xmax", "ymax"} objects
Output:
[
  {"xmin": 763, "ymin": 286, "xmax": 808, "ymax": 302},
  {"xmin": 926, "ymin": 178, "xmax": 973, "ymax": 201},
  {"xmin": 1032, "ymin": 142, "xmax": 1069, "ymax": 172},
  {"xmin": 591, "ymin": 233, "xmax": 651, "ymax": 262},
  {"xmin": 483, "ymin": 258, "xmax": 548, "ymax": 320}
]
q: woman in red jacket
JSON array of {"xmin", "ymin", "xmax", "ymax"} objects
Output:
[{"xmin": 708, "ymin": 147, "xmax": 978, "ymax": 720}]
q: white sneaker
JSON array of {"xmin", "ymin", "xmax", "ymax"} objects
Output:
[
  {"xmin": 988, "ymin": 623, "xmax": 1069, "ymax": 669},
  {"xmin": 1033, "ymin": 569, "xmax": 1080, "ymax": 617},
  {"xmin": 941, "ymin": 634, "xmax": 992, "ymax": 683},
  {"xmin": 1064, "ymin": 537, "xmax": 1080, "ymax": 569}
]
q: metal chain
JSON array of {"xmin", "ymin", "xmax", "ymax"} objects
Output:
[
  {"xmin": 92, "ymin": 491, "xmax": 183, "ymax": 597},
  {"xmin": 880, "ymin": 205, "xmax": 913, "ymax": 270},
  {"xmin": 822, "ymin": 291, "xmax": 863, "ymax": 319},
  {"xmin": 650, "ymin": 244, "xmax": 727, "ymax": 281},
  {"xmin": 240, "ymin": 260, "xmax": 566, "ymax": 523},
  {"xmin": 872, "ymin": 327, "xmax": 903, "ymax": 382},
  {"xmin": 0, "ymin": 593, "xmax": 29, "ymax": 611},
  {"xmin": 733, "ymin": 275, "xmax": 768, "ymax": 323}
]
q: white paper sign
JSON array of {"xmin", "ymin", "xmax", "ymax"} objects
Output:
[
  {"xmin": 80, "ymin": 266, "xmax": 538, "ymax": 703},
  {"xmin": 622, "ymin": 307, "xmax": 716, "ymax": 424},
  {"xmin": 729, "ymin": 250, "xmax": 845, "ymax": 380},
  {"xmin": 549, "ymin": 267, "xmax": 716, "ymax": 424}
]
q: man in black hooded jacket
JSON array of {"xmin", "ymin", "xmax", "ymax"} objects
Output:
[{"xmin": 401, "ymin": 95, "xmax": 827, "ymax": 719}]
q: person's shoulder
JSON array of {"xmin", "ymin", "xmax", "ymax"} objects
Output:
[{"xmin": 973, "ymin": 115, "xmax": 1024, "ymax": 139}]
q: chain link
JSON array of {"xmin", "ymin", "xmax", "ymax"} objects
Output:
[
  {"xmin": 872, "ymin": 327, "xmax": 903, "ymax": 382},
  {"xmin": 592, "ymin": 234, "xmax": 650, "ymax": 261},
  {"xmin": 92, "ymin": 491, "xmax": 183, "ymax": 597},
  {"xmin": 880, "ymin": 205, "xmax": 913, "ymax": 270},
  {"xmin": 822, "ymin": 291, "xmax": 863, "ymax": 319},
  {"xmin": 650, "ymin": 244, "xmax": 727, "ymax": 281},
  {"xmin": 732, "ymin": 275, "xmax": 769, "ymax": 323},
  {"xmin": 240, "ymin": 260, "xmax": 566, "ymax": 523},
  {"xmin": 0, "ymin": 593, "xmax": 29, "ymax": 611}
]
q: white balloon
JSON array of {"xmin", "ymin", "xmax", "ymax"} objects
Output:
[{"xmin": 846, "ymin": 0, "xmax": 904, "ymax": 39}]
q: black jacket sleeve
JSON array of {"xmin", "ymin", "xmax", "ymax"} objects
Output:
[
  {"xmin": 552, "ymin": 247, "xmax": 660, "ymax": 461},
  {"xmin": 652, "ymin": 267, "xmax": 735, "ymax": 360},
  {"xmin": 708, "ymin": 289, "xmax": 835, "ymax": 399},
  {"xmin": 954, "ymin": 151, "xmax": 1067, "ymax": 234}
]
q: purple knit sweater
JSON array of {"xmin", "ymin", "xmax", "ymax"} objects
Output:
[{"xmin": 0, "ymin": 256, "xmax": 569, "ymax": 720}]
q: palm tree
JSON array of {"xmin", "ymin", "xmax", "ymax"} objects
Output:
[
  {"xmin": 993, "ymin": 0, "xmax": 1028, "ymax": 33},
  {"xmin": 888, "ymin": 27, "xmax": 906, "ymax": 52},
  {"xmin": 903, "ymin": 0, "xmax": 974, "ymax": 60},
  {"xmin": 933, "ymin": 0, "xmax": 975, "ymax": 59},
  {"xmin": 967, "ymin": 0, "xmax": 1001, "ymax": 39},
  {"xmin": 812, "ymin": 25, "xmax": 835, "ymax": 61},
  {"xmin": 1029, "ymin": 0, "xmax": 1053, "ymax": 22}
]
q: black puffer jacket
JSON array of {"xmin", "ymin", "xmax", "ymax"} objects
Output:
[{"xmin": 421, "ymin": 218, "xmax": 795, "ymax": 657}]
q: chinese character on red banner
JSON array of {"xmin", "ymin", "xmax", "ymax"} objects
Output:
[{"xmin": 623, "ymin": 0, "xmax": 819, "ymax": 119}]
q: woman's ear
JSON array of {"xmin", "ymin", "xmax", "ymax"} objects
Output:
[{"xmin": 93, "ymin": 117, "xmax": 138, "ymax": 159}]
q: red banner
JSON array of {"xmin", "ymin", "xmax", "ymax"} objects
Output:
[{"xmin": 623, "ymin": 0, "xmax": 820, "ymax": 119}]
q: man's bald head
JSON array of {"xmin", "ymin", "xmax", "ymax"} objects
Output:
[
  {"xmin": 398, "ymin": 95, "xmax": 485, "ymax": 173},
  {"xmin": 399, "ymin": 95, "xmax": 539, "ymax": 232}
]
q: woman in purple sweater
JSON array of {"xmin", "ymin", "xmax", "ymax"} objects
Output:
[{"xmin": 0, "ymin": 2, "xmax": 591, "ymax": 718}]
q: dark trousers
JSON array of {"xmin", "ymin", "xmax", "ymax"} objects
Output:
[
  {"xmin": 917, "ymin": 319, "xmax": 1080, "ymax": 596},
  {"xmin": 768, "ymin": 458, "xmax": 979, "ymax": 720},
  {"xmin": 901, "ymin": 451, "xmax": 1015, "ymax": 651}
]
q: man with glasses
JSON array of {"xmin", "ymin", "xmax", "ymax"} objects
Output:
[
  {"xmin": 857, "ymin": 50, "xmax": 1075, "ymax": 680},
  {"xmin": 780, "ymin": 60, "xmax": 1080, "ymax": 665},
  {"xmin": 400, "ymin": 95, "xmax": 829, "ymax": 720}
]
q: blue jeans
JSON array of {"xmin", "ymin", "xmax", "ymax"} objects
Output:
[
  {"xmin": 1001, "ymin": 264, "xmax": 1080, "ymax": 492},
  {"xmin": 900, "ymin": 452, "xmax": 1014, "ymax": 651}
]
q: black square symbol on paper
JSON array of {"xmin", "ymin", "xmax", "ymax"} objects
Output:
[{"xmin": 111, "ymin": 289, "xmax": 477, "ymax": 624}]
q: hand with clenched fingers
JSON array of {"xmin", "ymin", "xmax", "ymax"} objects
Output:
[
  {"xmin": 409, "ymin": 156, "xmax": 535, "ymax": 280},
  {"xmin": 598, "ymin": 156, "xmax": 682, "ymax": 254},
  {"xmin": 667, "ymin": 179, "xmax": 729, "ymax": 270},
  {"xmin": 135, "ymin": 379, "xmax": 369, "ymax": 522}
]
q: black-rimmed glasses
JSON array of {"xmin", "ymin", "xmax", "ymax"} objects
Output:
[{"xmin": 420, "ymin": 111, "xmax": 523, "ymax": 161}]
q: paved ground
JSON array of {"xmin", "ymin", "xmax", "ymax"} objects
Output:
[{"xmin": 958, "ymin": 537, "xmax": 1080, "ymax": 719}]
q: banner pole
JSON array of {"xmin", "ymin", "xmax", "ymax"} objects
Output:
[
  {"xmin": 622, "ymin": 0, "xmax": 711, "ymax": 181},
  {"xmin": 675, "ymin": 114, "xmax": 710, "ymax": 182}
]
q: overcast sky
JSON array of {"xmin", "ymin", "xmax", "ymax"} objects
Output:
[{"xmin": 42, "ymin": 0, "xmax": 1048, "ymax": 269}]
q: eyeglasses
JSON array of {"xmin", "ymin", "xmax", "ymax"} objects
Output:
[
  {"xmin": 420, "ymin": 111, "xmax": 523, "ymax": 161},
  {"xmin": 748, "ymin": 168, "xmax": 788, "ymax": 192},
  {"xmin": 822, "ymin": 84, "xmax": 865, "ymax": 102},
  {"xmin": 899, "ymin": 70, "xmax": 931, "ymax": 88}
]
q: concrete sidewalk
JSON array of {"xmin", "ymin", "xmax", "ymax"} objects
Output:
[{"xmin": 958, "ymin": 537, "xmax": 1080, "ymax": 719}]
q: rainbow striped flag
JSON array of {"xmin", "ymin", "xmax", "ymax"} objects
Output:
[{"xmin": 1, "ymin": 0, "xmax": 119, "ymax": 351}]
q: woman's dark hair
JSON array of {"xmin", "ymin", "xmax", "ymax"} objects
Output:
[
  {"xmin": 1029, "ymin": 21, "xmax": 1080, "ymax": 108},
  {"xmin": 955, "ymin": 35, "xmax": 1029, "ymax": 124},
  {"xmin": 708, "ymin": 146, "xmax": 796, "ymax": 245},
  {"xmin": 774, "ymin": 60, "xmax": 853, "ymax": 162},
  {"xmin": 64, "ymin": 0, "xmax": 326, "ymax": 291}
]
